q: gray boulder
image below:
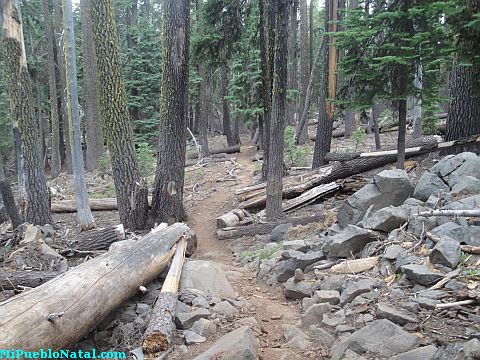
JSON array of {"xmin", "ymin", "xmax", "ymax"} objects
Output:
[
  {"xmin": 401, "ymin": 264, "xmax": 444, "ymax": 286},
  {"xmin": 363, "ymin": 205, "xmax": 410, "ymax": 232},
  {"xmin": 413, "ymin": 171, "xmax": 450, "ymax": 201},
  {"xmin": 193, "ymin": 326, "xmax": 259, "ymax": 360},
  {"xmin": 390, "ymin": 345, "xmax": 438, "ymax": 360},
  {"xmin": 190, "ymin": 318, "xmax": 217, "ymax": 338},
  {"xmin": 181, "ymin": 260, "xmax": 236, "ymax": 298},
  {"xmin": 301, "ymin": 303, "xmax": 332, "ymax": 327},
  {"xmin": 184, "ymin": 330, "xmax": 206, "ymax": 345},
  {"xmin": 376, "ymin": 303, "xmax": 417, "ymax": 325},
  {"xmin": 461, "ymin": 338, "xmax": 480, "ymax": 360},
  {"xmin": 326, "ymin": 225, "xmax": 375, "ymax": 258},
  {"xmin": 175, "ymin": 308, "xmax": 210, "ymax": 329},
  {"xmin": 331, "ymin": 319, "xmax": 418, "ymax": 360},
  {"xmin": 275, "ymin": 251, "xmax": 325, "ymax": 282},
  {"xmin": 284, "ymin": 278, "xmax": 313, "ymax": 300},
  {"xmin": 282, "ymin": 240, "xmax": 308, "ymax": 252},
  {"xmin": 271, "ymin": 223, "xmax": 291, "ymax": 242},
  {"xmin": 429, "ymin": 236, "xmax": 461, "ymax": 268},
  {"xmin": 212, "ymin": 301, "xmax": 239, "ymax": 319},
  {"xmin": 450, "ymin": 175, "xmax": 480, "ymax": 195},
  {"xmin": 340, "ymin": 279, "xmax": 377, "ymax": 306},
  {"xmin": 337, "ymin": 169, "xmax": 414, "ymax": 227},
  {"xmin": 430, "ymin": 152, "xmax": 480, "ymax": 181}
]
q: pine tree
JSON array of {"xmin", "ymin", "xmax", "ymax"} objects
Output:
[
  {"xmin": 266, "ymin": 0, "xmax": 288, "ymax": 220},
  {"xmin": 150, "ymin": 0, "xmax": 190, "ymax": 224},
  {"xmin": 91, "ymin": 0, "xmax": 149, "ymax": 230},
  {"xmin": 0, "ymin": 0, "xmax": 52, "ymax": 225}
]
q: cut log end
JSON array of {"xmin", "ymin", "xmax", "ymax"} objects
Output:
[{"xmin": 143, "ymin": 333, "xmax": 169, "ymax": 355}]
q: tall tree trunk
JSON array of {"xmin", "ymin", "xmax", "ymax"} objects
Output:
[
  {"xmin": 43, "ymin": 0, "xmax": 61, "ymax": 179},
  {"xmin": 12, "ymin": 126, "xmax": 25, "ymax": 207},
  {"xmin": 296, "ymin": 0, "xmax": 308, "ymax": 145},
  {"xmin": 150, "ymin": 0, "xmax": 190, "ymax": 225},
  {"xmin": 312, "ymin": 0, "xmax": 335, "ymax": 168},
  {"xmin": 444, "ymin": 65, "xmax": 480, "ymax": 154},
  {"xmin": 0, "ymin": 0, "xmax": 53, "ymax": 226},
  {"xmin": 91, "ymin": 0, "xmax": 148, "ymax": 230},
  {"xmin": 127, "ymin": 0, "xmax": 140, "ymax": 123},
  {"xmin": 62, "ymin": 0, "xmax": 95, "ymax": 230},
  {"xmin": 295, "ymin": 36, "xmax": 323, "ymax": 144},
  {"xmin": 220, "ymin": 59, "xmax": 235, "ymax": 147},
  {"xmin": 397, "ymin": 99, "xmax": 407, "ymax": 169},
  {"xmin": 0, "ymin": 163, "xmax": 22, "ymax": 229},
  {"xmin": 81, "ymin": 0, "xmax": 104, "ymax": 171},
  {"xmin": 371, "ymin": 101, "xmax": 383, "ymax": 150},
  {"xmin": 260, "ymin": 0, "xmax": 275, "ymax": 181},
  {"xmin": 411, "ymin": 62, "xmax": 423, "ymax": 138},
  {"xmin": 196, "ymin": 0, "xmax": 209, "ymax": 158},
  {"xmin": 54, "ymin": 0, "xmax": 72, "ymax": 173},
  {"xmin": 266, "ymin": 0, "xmax": 288, "ymax": 221},
  {"xmin": 287, "ymin": 0, "xmax": 298, "ymax": 125}
]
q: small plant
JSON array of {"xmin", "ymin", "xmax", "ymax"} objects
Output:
[
  {"xmin": 136, "ymin": 142, "xmax": 156, "ymax": 177},
  {"xmin": 283, "ymin": 126, "xmax": 310, "ymax": 167},
  {"xmin": 351, "ymin": 127, "xmax": 366, "ymax": 150},
  {"xmin": 467, "ymin": 268, "xmax": 479, "ymax": 277}
]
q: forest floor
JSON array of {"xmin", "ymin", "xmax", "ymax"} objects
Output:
[{"xmin": 3, "ymin": 126, "xmax": 478, "ymax": 359}]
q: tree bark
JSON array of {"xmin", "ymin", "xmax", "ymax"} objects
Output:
[
  {"xmin": 371, "ymin": 100, "xmax": 384, "ymax": 150},
  {"xmin": 0, "ymin": 270, "xmax": 60, "ymax": 290},
  {"xmin": 143, "ymin": 237, "xmax": 187, "ymax": 354},
  {"xmin": 296, "ymin": 0, "xmax": 309, "ymax": 144},
  {"xmin": 80, "ymin": 0, "xmax": 104, "ymax": 171},
  {"xmin": 43, "ymin": 0, "xmax": 62, "ymax": 179},
  {"xmin": 196, "ymin": 1, "xmax": 209, "ymax": 158},
  {"xmin": 0, "ymin": 164, "xmax": 22, "ymax": 229},
  {"xmin": 444, "ymin": 65, "xmax": 480, "ymax": 154},
  {"xmin": 53, "ymin": 0, "xmax": 72, "ymax": 173},
  {"xmin": 62, "ymin": 0, "xmax": 96, "ymax": 230},
  {"xmin": 0, "ymin": 223, "xmax": 192, "ymax": 350},
  {"xmin": 71, "ymin": 224, "xmax": 125, "ymax": 251},
  {"xmin": 220, "ymin": 59, "xmax": 236, "ymax": 147},
  {"xmin": 91, "ymin": 0, "xmax": 149, "ymax": 230},
  {"xmin": 312, "ymin": 0, "xmax": 333, "ymax": 168},
  {"xmin": 396, "ymin": 99, "xmax": 407, "ymax": 169},
  {"xmin": 287, "ymin": 0, "xmax": 298, "ymax": 125},
  {"xmin": 266, "ymin": 0, "xmax": 288, "ymax": 221},
  {"xmin": 295, "ymin": 35, "xmax": 323, "ymax": 144},
  {"xmin": 0, "ymin": 0, "xmax": 53, "ymax": 226},
  {"xmin": 150, "ymin": 0, "xmax": 190, "ymax": 225},
  {"xmin": 260, "ymin": 0, "xmax": 275, "ymax": 181}
]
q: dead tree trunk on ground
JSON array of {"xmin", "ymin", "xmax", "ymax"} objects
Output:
[{"xmin": 0, "ymin": 223, "xmax": 194, "ymax": 350}]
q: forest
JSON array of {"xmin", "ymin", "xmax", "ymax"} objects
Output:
[{"xmin": 0, "ymin": 0, "xmax": 480, "ymax": 359}]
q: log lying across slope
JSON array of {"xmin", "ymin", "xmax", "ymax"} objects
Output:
[
  {"xmin": 143, "ymin": 237, "xmax": 188, "ymax": 354},
  {"xmin": 0, "ymin": 223, "xmax": 194, "ymax": 350},
  {"xmin": 217, "ymin": 214, "xmax": 324, "ymax": 240},
  {"xmin": 237, "ymin": 134, "xmax": 480, "ymax": 210},
  {"xmin": 186, "ymin": 145, "xmax": 240, "ymax": 159},
  {"xmin": 0, "ymin": 270, "xmax": 60, "ymax": 290}
]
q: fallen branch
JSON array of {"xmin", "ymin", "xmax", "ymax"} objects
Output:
[
  {"xmin": 0, "ymin": 270, "xmax": 60, "ymax": 290},
  {"xmin": 216, "ymin": 214, "xmax": 324, "ymax": 240},
  {"xmin": 186, "ymin": 145, "xmax": 240, "ymax": 160},
  {"xmin": 143, "ymin": 237, "xmax": 188, "ymax": 354},
  {"xmin": 416, "ymin": 209, "xmax": 480, "ymax": 218},
  {"xmin": 436, "ymin": 299, "xmax": 476, "ymax": 309},
  {"xmin": 426, "ymin": 232, "xmax": 480, "ymax": 255},
  {"xmin": 69, "ymin": 224, "xmax": 125, "ymax": 251},
  {"xmin": 330, "ymin": 257, "xmax": 379, "ymax": 274},
  {"xmin": 0, "ymin": 223, "xmax": 194, "ymax": 350}
]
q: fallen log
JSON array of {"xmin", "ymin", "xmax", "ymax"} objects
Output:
[
  {"xmin": 326, "ymin": 136, "xmax": 439, "ymax": 162},
  {"xmin": 329, "ymin": 257, "xmax": 379, "ymax": 274},
  {"xmin": 216, "ymin": 214, "xmax": 324, "ymax": 240},
  {"xmin": 216, "ymin": 209, "xmax": 248, "ymax": 229},
  {"xmin": 416, "ymin": 209, "xmax": 480, "ymax": 218},
  {"xmin": 69, "ymin": 224, "xmax": 125, "ymax": 251},
  {"xmin": 143, "ymin": 237, "xmax": 187, "ymax": 354},
  {"xmin": 0, "ymin": 270, "xmax": 60, "ymax": 290},
  {"xmin": 426, "ymin": 232, "xmax": 480, "ymax": 255},
  {"xmin": 51, "ymin": 198, "xmax": 118, "ymax": 213},
  {"xmin": 0, "ymin": 223, "xmax": 193, "ymax": 350},
  {"xmin": 238, "ymin": 134, "xmax": 480, "ymax": 210},
  {"xmin": 186, "ymin": 145, "xmax": 240, "ymax": 160},
  {"xmin": 256, "ymin": 182, "xmax": 340, "ymax": 216}
]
